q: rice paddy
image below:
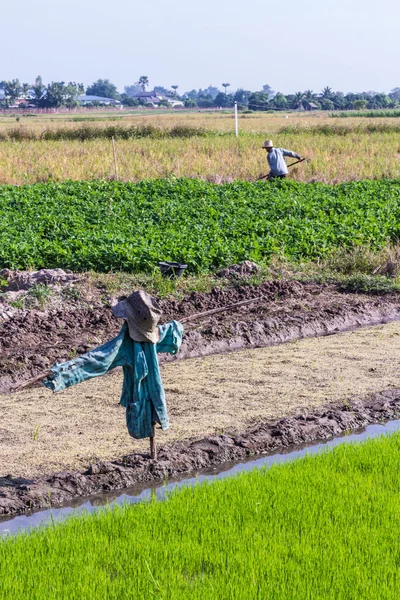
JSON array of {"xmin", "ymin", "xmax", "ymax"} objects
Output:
[{"xmin": 0, "ymin": 111, "xmax": 399, "ymax": 184}]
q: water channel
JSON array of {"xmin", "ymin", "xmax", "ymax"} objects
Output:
[{"xmin": 1, "ymin": 418, "xmax": 400, "ymax": 537}]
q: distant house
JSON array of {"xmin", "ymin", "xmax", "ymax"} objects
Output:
[
  {"xmin": 132, "ymin": 91, "xmax": 184, "ymax": 108},
  {"xmin": 304, "ymin": 102, "xmax": 319, "ymax": 111},
  {"xmin": 77, "ymin": 95, "xmax": 120, "ymax": 106}
]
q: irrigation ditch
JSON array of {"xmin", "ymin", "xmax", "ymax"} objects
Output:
[
  {"xmin": 2, "ymin": 276, "xmax": 400, "ymax": 519},
  {"xmin": 2, "ymin": 416, "xmax": 400, "ymax": 536}
]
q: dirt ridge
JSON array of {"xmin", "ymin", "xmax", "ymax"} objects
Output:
[
  {"xmin": 1, "ymin": 389, "xmax": 400, "ymax": 518},
  {"xmin": 2, "ymin": 280, "xmax": 400, "ymax": 393}
]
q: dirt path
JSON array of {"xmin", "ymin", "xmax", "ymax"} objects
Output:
[{"xmin": 2, "ymin": 320, "xmax": 400, "ymax": 479}]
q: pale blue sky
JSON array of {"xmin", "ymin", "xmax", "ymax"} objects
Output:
[{"xmin": 2, "ymin": 0, "xmax": 398, "ymax": 94}]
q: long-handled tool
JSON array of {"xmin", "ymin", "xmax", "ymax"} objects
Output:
[
  {"xmin": 13, "ymin": 296, "xmax": 266, "ymax": 393},
  {"xmin": 257, "ymin": 157, "xmax": 308, "ymax": 181}
]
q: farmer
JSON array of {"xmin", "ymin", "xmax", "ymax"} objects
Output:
[
  {"xmin": 42, "ymin": 290, "xmax": 183, "ymax": 449},
  {"xmin": 262, "ymin": 140, "xmax": 302, "ymax": 180}
]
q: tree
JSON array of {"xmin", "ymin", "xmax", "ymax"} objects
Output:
[
  {"xmin": 272, "ymin": 93, "xmax": 288, "ymax": 109},
  {"xmin": 389, "ymin": 88, "xmax": 400, "ymax": 102},
  {"xmin": 124, "ymin": 84, "xmax": 142, "ymax": 97},
  {"xmin": 248, "ymin": 92, "xmax": 270, "ymax": 111},
  {"xmin": 234, "ymin": 88, "xmax": 252, "ymax": 106},
  {"xmin": 197, "ymin": 94, "xmax": 214, "ymax": 108},
  {"xmin": 204, "ymin": 85, "xmax": 220, "ymax": 99},
  {"xmin": 184, "ymin": 89, "xmax": 199, "ymax": 100},
  {"xmin": 30, "ymin": 80, "xmax": 83, "ymax": 108},
  {"xmin": 120, "ymin": 94, "xmax": 139, "ymax": 106},
  {"xmin": 171, "ymin": 85, "xmax": 179, "ymax": 97},
  {"xmin": 319, "ymin": 98, "xmax": 335, "ymax": 110},
  {"xmin": 137, "ymin": 76, "xmax": 149, "ymax": 92},
  {"xmin": 158, "ymin": 98, "xmax": 172, "ymax": 108},
  {"xmin": 154, "ymin": 86, "xmax": 169, "ymax": 96},
  {"xmin": 222, "ymin": 82, "xmax": 230, "ymax": 95},
  {"xmin": 303, "ymin": 89, "xmax": 317, "ymax": 103},
  {"xmin": 64, "ymin": 82, "xmax": 84, "ymax": 107},
  {"xmin": 86, "ymin": 79, "xmax": 118, "ymax": 99},
  {"xmin": 30, "ymin": 76, "xmax": 46, "ymax": 106},
  {"xmin": 43, "ymin": 82, "xmax": 66, "ymax": 107},
  {"xmin": 291, "ymin": 91, "xmax": 305, "ymax": 109},
  {"xmin": 184, "ymin": 98, "xmax": 197, "ymax": 108},
  {"xmin": 3, "ymin": 79, "xmax": 22, "ymax": 105},
  {"xmin": 21, "ymin": 83, "xmax": 30, "ymax": 98},
  {"xmin": 321, "ymin": 86, "xmax": 333, "ymax": 99},
  {"xmin": 214, "ymin": 92, "xmax": 234, "ymax": 108},
  {"xmin": 262, "ymin": 84, "xmax": 275, "ymax": 99},
  {"xmin": 353, "ymin": 99, "xmax": 367, "ymax": 110}
]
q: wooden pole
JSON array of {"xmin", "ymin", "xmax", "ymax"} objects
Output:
[
  {"xmin": 180, "ymin": 296, "xmax": 264, "ymax": 324},
  {"xmin": 150, "ymin": 423, "xmax": 157, "ymax": 460},
  {"xmin": 111, "ymin": 136, "xmax": 119, "ymax": 181}
]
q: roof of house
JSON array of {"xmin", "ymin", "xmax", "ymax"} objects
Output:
[
  {"xmin": 78, "ymin": 95, "xmax": 119, "ymax": 103},
  {"xmin": 133, "ymin": 91, "xmax": 160, "ymax": 98}
]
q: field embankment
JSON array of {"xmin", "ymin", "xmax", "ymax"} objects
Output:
[{"xmin": 1, "ymin": 178, "xmax": 400, "ymax": 272}]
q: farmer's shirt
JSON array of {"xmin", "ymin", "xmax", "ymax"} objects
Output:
[
  {"xmin": 267, "ymin": 148, "xmax": 300, "ymax": 176},
  {"xmin": 43, "ymin": 321, "xmax": 183, "ymax": 440}
]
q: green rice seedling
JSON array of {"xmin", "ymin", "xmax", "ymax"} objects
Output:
[{"xmin": 2, "ymin": 433, "xmax": 400, "ymax": 598}]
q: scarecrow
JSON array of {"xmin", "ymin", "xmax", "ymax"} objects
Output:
[{"xmin": 41, "ymin": 290, "xmax": 183, "ymax": 458}]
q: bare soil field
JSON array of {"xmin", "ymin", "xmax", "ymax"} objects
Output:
[
  {"xmin": 2, "ymin": 319, "xmax": 400, "ymax": 480},
  {"xmin": 2, "ymin": 278, "xmax": 400, "ymax": 516}
]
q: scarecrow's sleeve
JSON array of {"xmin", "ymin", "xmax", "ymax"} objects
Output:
[
  {"xmin": 42, "ymin": 324, "xmax": 130, "ymax": 392},
  {"xmin": 156, "ymin": 320, "xmax": 184, "ymax": 355}
]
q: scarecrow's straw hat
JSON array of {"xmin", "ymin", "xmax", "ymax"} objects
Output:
[{"xmin": 112, "ymin": 290, "xmax": 162, "ymax": 343}]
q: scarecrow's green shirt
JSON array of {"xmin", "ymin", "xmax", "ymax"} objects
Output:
[{"xmin": 43, "ymin": 321, "xmax": 183, "ymax": 439}]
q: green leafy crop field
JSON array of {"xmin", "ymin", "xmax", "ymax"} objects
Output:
[
  {"xmin": 1, "ymin": 178, "xmax": 400, "ymax": 273},
  {"xmin": 2, "ymin": 433, "xmax": 400, "ymax": 599}
]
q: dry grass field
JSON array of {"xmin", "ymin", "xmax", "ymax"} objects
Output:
[{"xmin": 0, "ymin": 111, "xmax": 399, "ymax": 184}]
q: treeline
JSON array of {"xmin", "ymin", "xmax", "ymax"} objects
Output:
[
  {"xmin": 2, "ymin": 76, "xmax": 400, "ymax": 112},
  {"xmin": 192, "ymin": 86, "xmax": 400, "ymax": 112}
]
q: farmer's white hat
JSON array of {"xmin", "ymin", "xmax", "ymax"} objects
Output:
[
  {"xmin": 262, "ymin": 140, "xmax": 273, "ymax": 148},
  {"xmin": 112, "ymin": 290, "xmax": 162, "ymax": 344}
]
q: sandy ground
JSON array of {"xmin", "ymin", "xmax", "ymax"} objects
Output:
[{"xmin": 1, "ymin": 320, "xmax": 400, "ymax": 478}]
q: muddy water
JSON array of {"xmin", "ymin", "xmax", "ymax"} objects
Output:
[{"xmin": 2, "ymin": 418, "xmax": 400, "ymax": 537}]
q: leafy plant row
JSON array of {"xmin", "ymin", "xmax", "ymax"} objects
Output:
[
  {"xmin": 331, "ymin": 109, "xmax": 400, "ymax": 118},
  {"xmin": 0, "ymin": 124, "xmax": 216, "ymax": 142},
  {"xmin": 279, "ymin": 122, "xmax": 400, "ymax": 135},
  {"xmin": 0, "ymin": 178, "xmax": 400, "ymax": 273}
]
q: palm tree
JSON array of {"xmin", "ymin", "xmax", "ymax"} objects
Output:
[
  {"xmin": 137, "ymin": 76, "xmax": 149, "ymax": 92},
  {"xmin": 321, "ymin": 86, "xmax": 333, "ymax": 99},
  {"xmin": 303, "ymin": 89, "xmax": 316, "ymax": 103},
  {"xmin": 171, "ymin": 85, "xmax": 178, "ymax": 97},
  {"xmin": 21, "ymin": 83, "xmax": 30, "ymax": 99},
  {"xmin": 292, "ymin": 91, "xmax": 305, "ymax": 109},
  {"xmin": 222, "ymin": 83, "xmax": 230, "ymax": 95}
]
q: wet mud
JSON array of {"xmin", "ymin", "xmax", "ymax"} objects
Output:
[
  {"xmin": 1, "ymin": 389, "xmax": 400, "ymax": 518},
  {"xmin": 2, "ymin": 279, "xmax": 400, "ymax": 393}
]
